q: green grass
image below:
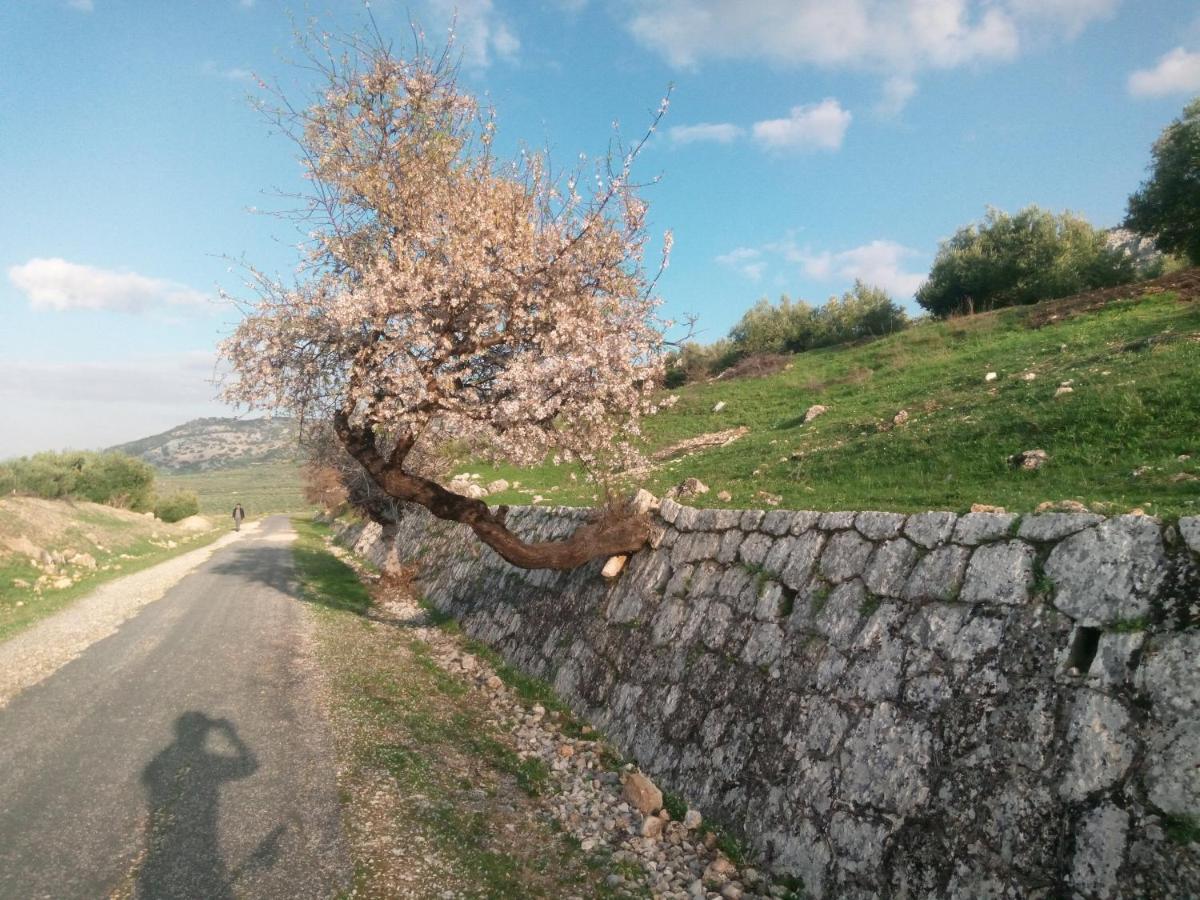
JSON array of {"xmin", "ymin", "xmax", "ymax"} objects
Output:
[
  {"xmin": 0, "ymin": 530, "xmax": 226, "ymax": 643},
  {"xmin": 157, "ymin": 462, "xmax": 308, "ymax": 517},
  {"xmin": 290, "ymin": 517, "xmax": 372, "ymax": 615},
  {"xmin": 466, "ymin": 291, "xmax": 1200, "ymax": 516}
]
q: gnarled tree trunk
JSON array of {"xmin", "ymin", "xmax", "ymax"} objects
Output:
[{"xmin": 334, "ymin": 413, "xmax": 652, "ymax": 570}]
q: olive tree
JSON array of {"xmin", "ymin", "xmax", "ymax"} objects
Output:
[
  {"xmin": 221, "ymin": 33, "xmax": 672, "ymax": 569},
  {"xmin": 1126, "ymin": 97, "xmax": 1200, "ymax": 265}
]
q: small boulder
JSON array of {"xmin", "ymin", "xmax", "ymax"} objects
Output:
[
  {"xmin": 970, "ymin": 503, "xmax": 1007, "ymax": 513},
  {"xmin": 622, "ymin": 772, "xmax": 663, "ymax": 815},
  {"xmin": 641, "ymin": 814, "xmax": 665, "ymax": 839},
  {"xmin": 676, "ymin": 478, "xmax": 709, "ymax": 498},
  {"xmin": 893, "ymin": 409, "xmax": 909, "ymax": 426},
  {"xmin": 683, "ymin": 808, "xmax": 703, "ymax": 830},
  {"xmin": 712, "ymin": 401, "xmax": 726, "ymax": 413},
  {"xmin": 984, "ymin": 372, "xmax": 998, "ymax": 382},
  {"xmin": 1009, "ymin": 448, "xmax": 1049, "ymax": 470},
  {"xmin": 716, "ymin": 490, "xmax": 732, "ymax": 503},
  {"xmin": 803, "ymin": 404, "xmax": 827, "ymax": 424},
  {"xmin": 1036, "ymin": 499, "xmax": 1090, "ymax": 513},
  {"xmin": 1055, "ymin": 386, "xmax": 1074, "ymax": 397},
  {"xmin": 485, "ymin": 479, "xmax": 510, "ymax": 494}
]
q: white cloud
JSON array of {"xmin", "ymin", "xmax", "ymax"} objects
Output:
[
  {"xmin": 66, "ymin": 0, "xmax": 94, "ymax": 11},
  {"xmin": 716, "ymin": 247, "xmax": 765, "ymax": 280},
  {"xmin": 626, "ymin": 1, "xmax": 1116, "ymax": 101},
  {"xmin": 668, "ymin": 122, "xmax": 744, "ymax": 144},
  {"xmin": 7, "ymin": 258, "xmax": 212, "ymax": 314},
  {"xmin": 428, "ymin": 0, "xmax": 520, "ymax": 68},
  {"xmin": 752, "ymin": 99, "xmax": 851, "ymax": 152},
  {"xmin": 1128, "ymin": 47, "xmax": 1200, "ymax": 98},
  {"xmin": 0, "ymin": 354, "xmax": 231, "ymax": 458},
  {"xmin": 877, "ymin": 74, "xmax": 918, "ymax": 117},
  {"xmin": 202, "ymin": 61, "xmax": 256, "ymax": 83},
  {"xmin": 1006, "ymin": 0, "xmax": 1118, "ymax": 37},
  {"xmin": 785, "ymin": 239, "xmax": 926, "ymax": 298}
]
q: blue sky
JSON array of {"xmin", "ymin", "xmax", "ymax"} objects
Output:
[{"xmin": 2, "ymin": 0, "xmax": 1198, "ymax": 457}]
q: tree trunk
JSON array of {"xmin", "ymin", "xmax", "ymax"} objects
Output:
[{"xmin": 334, "ymin": 413, "xmax": 651, "ymax": 570}]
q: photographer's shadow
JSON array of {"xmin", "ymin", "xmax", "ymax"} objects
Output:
[{"xmin": 137, "ymin": 712, "xmax": 279, "ymax": 899}]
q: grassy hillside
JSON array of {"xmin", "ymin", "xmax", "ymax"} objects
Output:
[
  {"xmin": 109, "ymin": 416, "xmax": 297, "ymax": 473},
  {"xmin": 0, "ymin": 498, "xmax": 222, "ymax": 641},
  {"xmin": 156, "ymin": 461, "xmax": 308, "ymax": 518},
  {"xmin": 469, "ymin": 287, "xmax": 1200, "ymax": 517}
]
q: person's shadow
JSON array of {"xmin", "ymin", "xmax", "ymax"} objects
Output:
[{"xmin": 137, "ymin": 712, "xmax": 269, "ymax": 899}]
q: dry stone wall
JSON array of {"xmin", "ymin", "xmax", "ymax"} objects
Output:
[{"xmin": 338, "ymin": 502, "xmax": 1200, "ymax": 899}]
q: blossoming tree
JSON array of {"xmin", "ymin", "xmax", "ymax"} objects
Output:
[{"xmin": 221, "ymin": 33, "xmax": 672, "ymax": 570}]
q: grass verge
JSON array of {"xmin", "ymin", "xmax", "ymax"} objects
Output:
[
  {"xmin": 0, "ymin": 528, "xmax": 226, "ymax": 643},
  {"xmin": 293, "ymin": 518, "xmax": 638, "ymax": 898}
]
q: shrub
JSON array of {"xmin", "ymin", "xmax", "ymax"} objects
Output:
[
  {"xmin": 0, "ymin": 450, "xmax": 155, "ymax": 510},
  {"xmin": 153, "ymin": 491, "xmax": 200, "ymax": 523},
  {"xmin": 916, "ymin": 205, "xmax": 1137, "ymax": 317}
]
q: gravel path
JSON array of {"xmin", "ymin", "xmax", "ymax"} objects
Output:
[{"xmin": 0, "ymin": 523, "xmax": 257, "ymax": 708}]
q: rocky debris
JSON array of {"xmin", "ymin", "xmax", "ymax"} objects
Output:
[
  {"xmin": 712, "ymin": 401, "xmax": 726, "ymax": 413},
  {"xmin": 486, "ymin": 479, "xmax": 510, "ymax": 494},
  {"xmin": 622, "ymin": 772, "xmax": 663, "ymax": 815},
  {"xmin": 602, "ymin": 555, "xmax": 629, "ymax": 579},
  {"xmin": 984, "ymin": 371, "xmax": 998, "ymax": 382},
  {"xmin": 651, "ymin": 427, "xmax": 749, "ymax": 463},
  {"xmin": 892, "ymin": 410, "xmax": 909, "ymax": 427},
  {"xmin": 969, "ymin": 503, "xmax": 1007, "ymax": 514},
  {"xmin": 802, "ymin": 404, "xmax": 827, "ymax": 424},
  {"xmin": 326, "ymin": 551, "xmax": 797, "ymax": 900},
  {"xmin": 716, "ymin": 491, "xmax": 733, "ymax": 503},
  {"xmin": 755, "ymin": 491, "xmax": 782, "ymax": 506},
  {"xmin": 672, "ymin": 478, "xmax": 710, "ymax": 499},
  {"xmin": 1008, "ymin": 448, "xmax": 1049, "ymax": 470},
  {"xmin": 1035, "ymin": 499, "xmax": 1089, "ymax": 513}
]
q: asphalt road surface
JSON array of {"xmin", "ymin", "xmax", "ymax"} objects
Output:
[{"xmin": 0, "ymin": 516, "xmax": 350, "ymax": 899}]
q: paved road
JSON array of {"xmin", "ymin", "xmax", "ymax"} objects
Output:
[{"xmin": 0, "ymin": 517, "xmax": 350, "ymax": 900}]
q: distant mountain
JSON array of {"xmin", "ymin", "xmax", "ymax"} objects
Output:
[{"xmin": 109, "ymin": 417, "xmax": 299, "ymax": 473}]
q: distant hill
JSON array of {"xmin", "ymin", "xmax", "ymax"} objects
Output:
[{"xmin": 110, "ymin": 417, "xmax": 298, "ymax": 473}]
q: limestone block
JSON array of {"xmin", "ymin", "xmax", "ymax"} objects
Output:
[
  {"xmin": 716, "ymin": 529, "xmax": 744, "ymax": 564},
  {"xmin": 1087, "ymin": 632, "xmax": 1145, "ymax": 688},
  {"xmin": 1136, "ymin": 632, "xmax": 1200, "ymax": 723},
  {"xmin": 780, "ymin": 531, "xmax": 826, "ymax": 592},
  {"xmin": 902, "ymin": 545, "xmax": 971, "ymax": 603},
  {"xmin": 1059, "ymin": 691, "xmax": 1135, "ymax": 801},
  {"xmin": 819, "ymin": 511, "xmax": 857, "ymax": 530},
  {"xmin": 659, "ymin": 497, "xmax": 682, "ymax": 524},
  {"xmin": 1046, "ymin": 517, "xmax": 1166, "ymax": 626},
  {"xmin": 706, "ymin": 509, "xmax": 746, "ymax": 531},
  {"xmin": 1181, "ymin": 516, "xmax": 1200, "ymax": 554},
  {"xmin": 674, "ymin": 505, "xmax": 702, "ymax": 531},
  {"xmin": 863, "ymin": 538, "xmax": 920, "ymax": 597},
  {"xmin": 740, "ymin": 509, "xmax": 766, "ymax": 531},
  {"xmin": 1070, "ymin": 803, "xmax": 1129, "ymax": 900},
  {"xmin": 959, "ymin": 541, "xmax": 1035, "ymax": 605},
  {"xmin": 761, "ymin": 509, "xmax": 796, "ymax": 535},
  {"xmin": 1142, "ymin": 722, "xmax": 1200, "ymax": 816},
  {"xmin": 742, "ymin": 622, "xmax": 784, "ymax": 667},
  {"xmin": 820, "ymin": 531, "xmax": 875, "ymax": 583},
  {"xmin": 904, "ymin": 511, "xmax": 957, "ymax": 549},
  {"xmin": 839, "ymin": 702, "xmax": 932, "ymax": 814},
  {"xmin": 754, "ymin": 582, "xmax": 789, "ymax": 620},
  {"xmin": 763, "ymin": 535, "xmax": 799, "ymax": 574},
  {"xmin": 701, "ymin": 602, "xmax": 734, "ymax": 651},
  {"xmin": 952, "ymin": 511, "xmax": 1018, "ymax": 545},
  {"xmin": 813, "ymin": 581, "xmax": 867, "ymax": 650},
  {"xmin": 738, "ymin": 532, "xmax": 775, "ymax": 568},
  {"xmin": 855, "ymin": 511, "xmax": 907, "ymax": 541},
  {"xmin": 788, "ymin": 510, "xmax": 822, "ymax": 534},
  {"xmin": 1017, "ymin": 512, "xmax": 1104, "ymax": 542}
]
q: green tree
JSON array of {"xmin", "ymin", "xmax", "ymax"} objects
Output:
[
  {"xmin": 916, "ymin": 206, "xmax": 1136, "ymax": 317},
  {"xmin": 1126, "ymin": 97, "xmax": 1200, "ymax": 265}
]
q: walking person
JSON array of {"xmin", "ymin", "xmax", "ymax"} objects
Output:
[{"xmin": 232, "ymin": 503, "xmax": 245, "ymax": 532}]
